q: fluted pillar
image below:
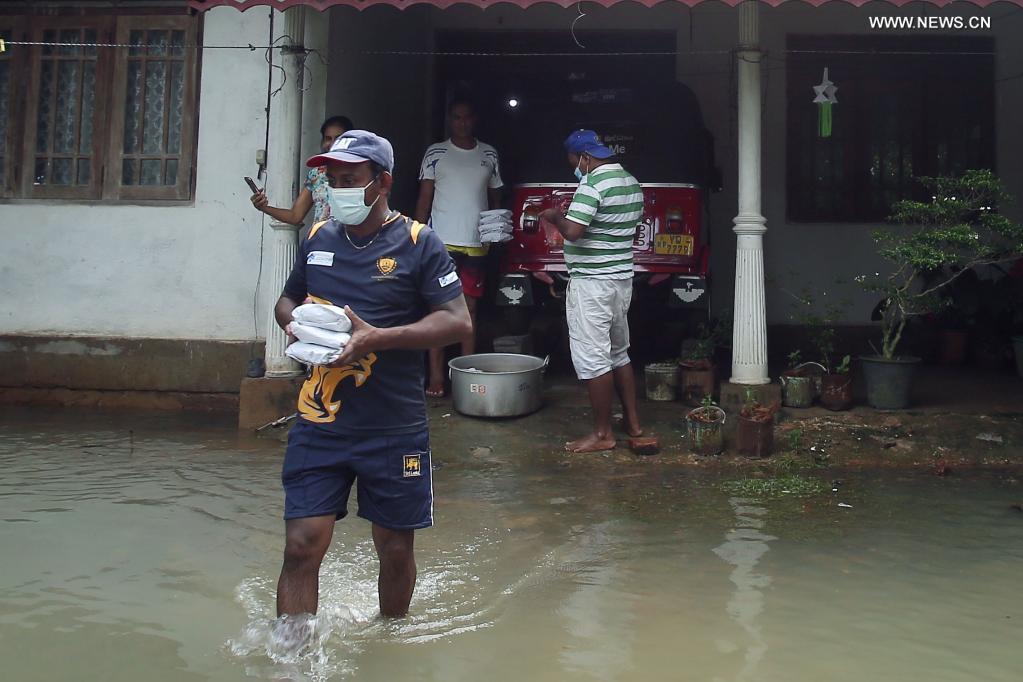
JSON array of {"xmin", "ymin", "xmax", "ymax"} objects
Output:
[
  {"xmin": 730, "ymin": 1, "xmax": 769, "ymax": 385},
  {"xmin": 263, "ymin": 7, "xmax": 305, "ymax": 378}
]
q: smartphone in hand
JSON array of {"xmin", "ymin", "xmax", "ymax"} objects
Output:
[{"xmin": 244, "ymin": 176, "xmax": 260, "ymax": 194}]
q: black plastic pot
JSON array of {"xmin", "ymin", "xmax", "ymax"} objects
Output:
[{"xmin": 860, "ymin": 355, "xmax": 921, "ymax": 409}]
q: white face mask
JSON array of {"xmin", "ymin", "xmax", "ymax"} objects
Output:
[
  {"xmin": 328, "ymin": 179, "xmax": 378, "ymax": 226},
  {"xmin": 573, "ymin": 157, "xmax": 587, "ymax": 181}
]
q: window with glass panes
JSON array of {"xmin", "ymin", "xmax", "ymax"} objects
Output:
[
  {"xmin": 0, "ymin": 13, "xmax": 198, "ymax": 202},
  {"xmin": 785, "ymin": 35, "xmax": 994, "ymax": 223}
]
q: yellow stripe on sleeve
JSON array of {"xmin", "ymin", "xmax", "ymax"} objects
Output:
[
  {"xmin": 410, "ymin": 221, "xmax": 426, "ymax": 245},
  {"xmin": 307, "ymin": 220, "xmax": 329, "ymax": 240}
]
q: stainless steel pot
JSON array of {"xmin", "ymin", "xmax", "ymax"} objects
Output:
[{"xmin": 448, "ymin": 353, "xmax": 549, "ymax": 418}]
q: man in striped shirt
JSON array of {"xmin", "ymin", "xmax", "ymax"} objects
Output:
[{"xmin": 541, "ymin": 129, "xmax": 644, "ymax": 453}]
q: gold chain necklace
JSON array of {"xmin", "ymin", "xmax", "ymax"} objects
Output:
[{"xmin": 344, "ymin": 213, "xmax": 394, "ymax": 250}]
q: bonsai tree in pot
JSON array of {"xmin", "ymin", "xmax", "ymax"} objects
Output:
[{"xmin": 858, "ymin": 170, "xmax": 1023, "ymax": 409}]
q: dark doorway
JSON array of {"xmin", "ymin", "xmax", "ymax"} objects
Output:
[{"xmin": 434, "ymin": 30, "xmax": 713, "ymax": 188}]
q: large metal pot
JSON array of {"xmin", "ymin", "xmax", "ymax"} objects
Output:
[{"xmin": 449, "ymin": 353, "xmax": 549, "ymax": 418}]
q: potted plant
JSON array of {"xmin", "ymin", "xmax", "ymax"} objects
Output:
[
  {"xmin": 783, "ymin": 288, "xmax": 848, "ymax": 407},
  {"xmin": 678, "ymin": 322, "xmax": 719, "ymax": 406},
  {"xmin": 737, "ymin": 390, "xmax": 779, "ymax": 457},
  {"xmin": 820, "ymin": 355, "xmax": 853, "ymax": 411},
  {"xmin": 858, "ymin": 170, "xmax": 1023, "ymax": 409},
  {"xmin": 779, "ymin": 350, "xmax": 826, "ymax": 408},
  {"xmin": 931, "ymin": 281, "xmax": 977, "ymax": 365},
  {"xmin": 685, "ymin": 395, "xmax": 725, "ymax": 456}
]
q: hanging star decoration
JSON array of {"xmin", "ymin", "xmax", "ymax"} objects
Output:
[{"xmin": 812, "ymin": 67, "xmax": 838, "ymax": 138}]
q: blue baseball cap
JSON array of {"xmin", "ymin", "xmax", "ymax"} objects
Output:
[
  {"xmin": 307, "ymin": 129, "xmax": 394, "ymax": 172},
  {"xmin": 564, "ymin": 129, "xmax": 614, "ymax": 159}
]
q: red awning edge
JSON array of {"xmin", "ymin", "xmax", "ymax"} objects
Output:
[{"xmin": 187, "ymin": 0, "xmax": 1023, "ymax": 14}]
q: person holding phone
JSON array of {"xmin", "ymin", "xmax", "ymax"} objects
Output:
[{"xmin": 251, "ymin": 115, "xmax": 353, "ymax": 225}]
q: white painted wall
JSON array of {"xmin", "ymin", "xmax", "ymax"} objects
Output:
[{"xmin": 0, "ymin": 7, "xmax": 272, "ymax": 340}]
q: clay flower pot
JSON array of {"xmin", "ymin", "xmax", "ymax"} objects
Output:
[
  {"xmin": 819, "ymin": 373, "xmax": 853, "ymax": 411},
  {"xmin": 679, "ymin": 359, "xmax": 717, "ymax": 406}
]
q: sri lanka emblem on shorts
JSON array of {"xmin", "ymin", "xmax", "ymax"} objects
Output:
[
  {"xmin": 403, "ymin": 454, "xmax": 422, "ymax": 478},
  {"xmin": 376, "ymin": 257, "xmax": 397, "ymax": 276}
]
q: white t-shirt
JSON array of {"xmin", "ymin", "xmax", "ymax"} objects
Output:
[{"xmin": 419, "ymin": 139, "xmax": 503, "ymax": 248}]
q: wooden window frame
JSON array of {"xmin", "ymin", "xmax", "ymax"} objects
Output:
[
  {"xmin": 106, "ymin": 15, "xmax": 199, "ymax": 202},
  {"xmin": 785, "ymin": 34, "xmax": 995, "ymax": 224},
  {"xmin": 21, "ymin": 15, "xmax": 113, "ymax": 200},
  {"xmin": 0, "ymin": 12, "xmax": 199, "ymax": 204},
  {"xmin": 0, "ymin": 17, "xmax": 27, "ymax": 199}
]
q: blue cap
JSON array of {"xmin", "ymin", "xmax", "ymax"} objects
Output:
[
  {"xmin": 307, "ymin": 130, "xmax": 394, "ymax": 172},
  {"xmin": 564, "ymin": 129, "xmax": 614, "ymax": 159}
]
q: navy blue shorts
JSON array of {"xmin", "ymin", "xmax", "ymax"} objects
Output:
[{"xmin": 282, "ymin": 420, "xmax": 433, "ymax": 530}]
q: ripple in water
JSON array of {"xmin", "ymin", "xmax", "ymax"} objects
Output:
[{"xmin": 226, "ymin": 536, "xmax": 499, "ymax": 680}]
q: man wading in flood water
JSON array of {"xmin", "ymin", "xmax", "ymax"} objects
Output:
[
  {"xmin": 271, "ymin": 131, "xmax": 471, "ymax": 642},
  {"xmin": 540, "ymin": 129, "xmax": 644, "ymax": 453}
]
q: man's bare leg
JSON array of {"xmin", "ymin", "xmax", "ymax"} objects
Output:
[
  {"xmin": 372, "ymin": 524, "xmax": 417, "ymax": 617},
  {"xmin": 460, "ymin": 295, "xmax": 478, "ymax": 357},
  {"xmin": 277, "ymin": 515, "xmax": 335, "ymax": 616},
  {"xmin": 612, "ymin": 362, "xmax": 643, "ymax": 437},
  {"xmin": 426, "ymin": 347, "xmax": 446, "ymax": 397},
  {"xmin": 566, "ymin": 371, "xmax": 617, "ymax": 453}
]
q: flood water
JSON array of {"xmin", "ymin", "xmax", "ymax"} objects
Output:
[{"xmin": 1, "ymin": 408, "xmax": 1021, "ymax": 681}]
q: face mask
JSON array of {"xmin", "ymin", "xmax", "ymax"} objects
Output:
[
  {"xmin": 574, "ymin": 158, "xmax": 587, "ymax": 181},
  {"xmin": 328, "ymin": 179, "xmax": 378, "ymax": 226}
]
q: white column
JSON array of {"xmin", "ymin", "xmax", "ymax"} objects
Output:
[
  {"xmin": 730, "ymin": 1, "xmax": 769, "ymax": 385},
  {"xmin": 264, "ymin": 7, "xmax": 306, "ymax": 378}
]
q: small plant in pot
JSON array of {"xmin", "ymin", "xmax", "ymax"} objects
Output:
[
  {"xmin": 779, "ymin": 350, "xmax": 825, "ymax": 409},
  {"xmin": 820, "ymin": 355, "xmax": 853, "ymax": 411},
  {"xmin": 858, "ymin": 170, "xmax": 1023, "ymax": 409},
  {"xmin": 685, "ymin": 395, "xmax": 726, "ymax": 456},
  {"xmin": 737, "ymin": 389, "xmax": 779, "ymax": 458},
  {"xmin": 678, "ymin": 324, "xmax": 719, "ymax": 406},
  {"xmin": 782, "ymin": 289, "xmax": 848, "ymax": 408}
]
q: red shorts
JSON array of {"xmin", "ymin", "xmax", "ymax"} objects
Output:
[{"xmin": 448, "ymin": 250, "xmax": 486, "ymax": 299}]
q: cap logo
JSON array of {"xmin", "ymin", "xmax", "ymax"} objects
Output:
[{"xmin": 336, "ymin": 138, "xmax": 354, "ymax": 150}]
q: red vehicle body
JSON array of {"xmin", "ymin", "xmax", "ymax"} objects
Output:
[
  {"xmin": 494, "ymin": 183, "xmax": 710, "ymax": 310},
  {"xmin": 435, "ymin": 30, "xmax": 719, "ymax": 323}
]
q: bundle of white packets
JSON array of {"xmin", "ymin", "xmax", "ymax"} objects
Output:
[
  {"xmin": 479, "ymin": 209, "xmax": 513, "ymax": 244},
  {"xmin": 285, "ymin": 303, "xmax": 352, "ymax": 366}
]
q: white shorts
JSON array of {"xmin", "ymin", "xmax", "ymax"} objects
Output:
[{"xmin": 565, "ymin": 277, "xmax": 634, "ymax": 380}]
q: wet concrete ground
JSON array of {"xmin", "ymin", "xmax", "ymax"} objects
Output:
[{"xmin": 260, "ymin": 366, "xmax": 1023, "ymax": 476}]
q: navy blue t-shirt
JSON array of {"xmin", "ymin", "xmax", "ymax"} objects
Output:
[{"xmin": 282, "ymin": 213, "xmax": 462, "ymax": 435}]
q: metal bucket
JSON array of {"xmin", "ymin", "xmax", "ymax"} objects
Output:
[
  {"xmin": 645, "ymin": 362, "xmax": 679, "ymax": 401},
  {"xmin": 449, "ymin": 353, "xmax": 549, "ymax": 418}
]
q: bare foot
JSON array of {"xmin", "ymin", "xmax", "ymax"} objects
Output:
[
  {"xmin": 565, "ymin": 433, "xmax": 616, "ymax": 453},
  {"xmin": 425, "ymin": 385, "xmax": 446, "ymax": 398}
]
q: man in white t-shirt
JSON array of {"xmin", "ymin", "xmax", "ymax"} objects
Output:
[{"xmin": 415, "ymin": 99, "xmax": 504, "ymax": 397}]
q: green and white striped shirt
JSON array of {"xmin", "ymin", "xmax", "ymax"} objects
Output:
[{"xmin": 564, "ymin": 163, "xmax": 642, "ymax": 280}]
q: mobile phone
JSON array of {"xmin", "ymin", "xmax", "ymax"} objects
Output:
[{"xmin": 244, "ymin": 176, "xmax": 260, "ymax": 194}]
